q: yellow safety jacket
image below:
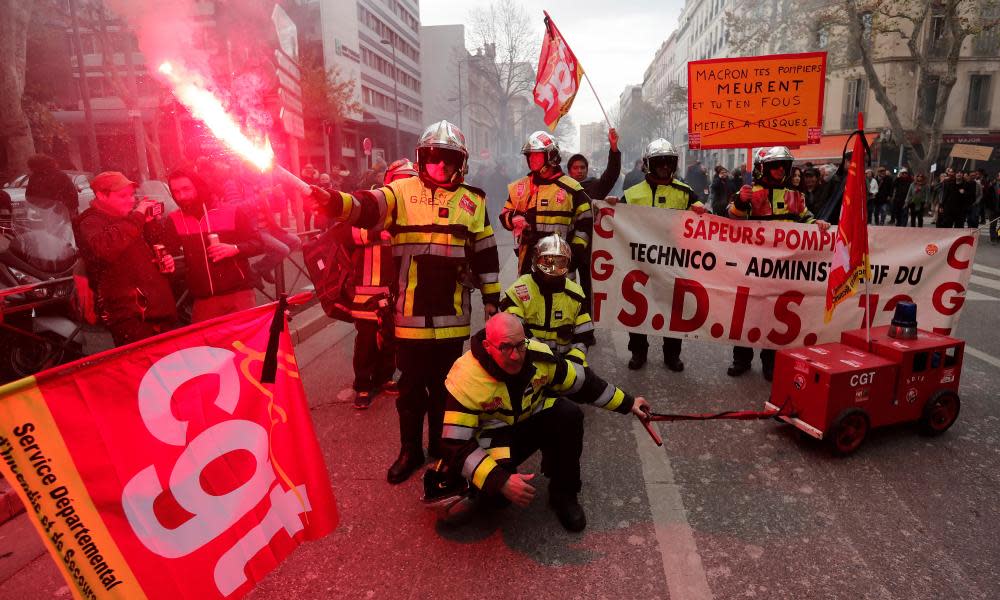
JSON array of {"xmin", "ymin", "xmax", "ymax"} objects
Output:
[
  {"xmin": 623, "ymin": 177, "xmax": 702, "ymax": 210},
  {"xmin": 327, "ymin": 176, "xmax": 501, "ymax": 342},
  {"xmin": 441, "ymin": 333, "xmax": 633, "ymax": 493},
  {"xmin": 501, "ymin": 172, "xmax": 593, "ymax": 271},
  {"xmin": 500, "ymin": 273, "xmax": 594, "ymax": 365},
  {"xmin": 728, "ymin": 185, "xmax": 815, "ymax": 222}
]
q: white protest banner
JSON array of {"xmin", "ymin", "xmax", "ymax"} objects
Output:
[{"xmin": 591, "ymin": 202, "xmax": 978, "ymax": 348}]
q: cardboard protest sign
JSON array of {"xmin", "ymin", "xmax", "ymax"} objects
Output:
[
  {"xmin": 688, "ymin": 52, "xmax": 827, "ymax": 150},
  {"xmin": 950, "ymin": 143, "xmax": 993, "ymax": 161}
]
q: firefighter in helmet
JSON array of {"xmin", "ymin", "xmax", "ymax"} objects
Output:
[
  {"xmin": 500, "ymin": 234, "xmax": 595, "ymax": 365},
  {"xmin": 621, "ymin": 138, "xmax": 706, "ymax": 372},
  {"xmin": 500, "ymin": 131, "xmax": 593, "ymax": 283},
  {"xmin": 727, "ymin": 146, "xmax": 830, "ymax": 381},
  {"xmin": 313, "ymin": 121, "xmax": 501, "ymax": 484},
  {"xmin": 423, "ymin": 312, "xmax": 651, "ymax": 532},
  {"xmin": 342, "ymin": 160, "xmax": 416, "ymax": 409}
]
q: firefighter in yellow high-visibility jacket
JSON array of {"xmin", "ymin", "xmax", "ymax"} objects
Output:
[
  {"xmin": 423, "ymin": 313, "xmax": 651, "ymax": 532},
  {"xmin": 500, "ymin": 234, "xmax": 594, "ymax": 366},
  {"xmin": 500, "ymin": 131, "xmax": 593, "ymax": 282},
  {"xmin": 727, "ymin": 146, "xmax": 830, "ymax": 381},
  {"xmin": 314, "ymin": 121, "xmax": 501, "ymax": 485},
  {"xmin": 621, "ymin": 139, "xmax": 706, "ymax": 373}
]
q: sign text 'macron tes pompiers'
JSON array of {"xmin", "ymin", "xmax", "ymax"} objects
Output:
[{"xmin": 687, "ymin": 52, "xmax": 827, "ymax": 150}]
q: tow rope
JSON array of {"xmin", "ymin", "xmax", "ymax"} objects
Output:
[{"xmin": 637, "ymin": 401, "xmax": 792, "ymax": 447}]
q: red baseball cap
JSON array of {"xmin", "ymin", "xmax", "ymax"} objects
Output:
[{"xmin": 90, "ymin": 171, "xmax": 137, "ymax": 194}]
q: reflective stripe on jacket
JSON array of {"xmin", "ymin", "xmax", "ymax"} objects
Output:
[
  {"xmin": 729, "ymin": 185, "xmax": 815, "ymax": 223},
  {"xmin": 501, "ymin": 173, "xmax": 593, "ymax": 249},
  {"xmin": 327, "ymin": 177, "xmax": 501, "ymax": 342},
  {"xmin": 441, "ymin": 334, "xmax": 633, "ymax": 493},
  {"xmin": 623, "ymin": 177, "xmax": 701, "ymax": 210},
  {"xmin": 500, "ymin": 273, "xmax": 594, "ymax": 364}
]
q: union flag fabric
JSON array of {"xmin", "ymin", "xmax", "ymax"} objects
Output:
[
  {"xmin": 533, "ymin": 12, "xmax": 585, "ymax": 131},
  {"xmin": 825, "ymin": 114, "xmax": 872, "ymax": 322},
  {"xmin": 0, "ymin": 300, "xmax": 337, "ymax": 599}
]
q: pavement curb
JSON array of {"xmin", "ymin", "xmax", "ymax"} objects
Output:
[
  {"xmin": 289, "ymin": 301, "xmax": 344, "ymax": 346},
  {"xmin": 0, "ymin": 479, "xmax": 24, "ymax": 526}
]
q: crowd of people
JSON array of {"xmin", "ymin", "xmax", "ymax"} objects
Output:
[{"xmin": 6, "ymin": 122, "xmax": 999, "ymax": 533}]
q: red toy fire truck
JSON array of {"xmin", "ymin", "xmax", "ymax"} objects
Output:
[{"xmin": 765, "ymin": 303, "xmax": 963, "ymax": 455}]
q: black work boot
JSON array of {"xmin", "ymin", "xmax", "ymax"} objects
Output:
[
  {"xmin": 628, "ymin": 352, "xmax": 647, "ymax": 370},
  {"xmin": 387, "ymin": 446, "xmax": 425, "ymax": 484},
  {"xmin": 727, "ymin": 362, "xmax": 751, "ymax": 377},
  {"xmin": 664, "ymin": 356, "xmax": 684, "ymax": 372},
  {"xmin": 549, "ymin": 492, "xmax": 587, "ymax": 532}
]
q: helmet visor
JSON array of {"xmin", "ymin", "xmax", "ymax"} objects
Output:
[
  {"xmin": 536, "ymin": 254, "xmax": 570, "ymax": 277},
  {"xmin": 419, "ymin": 147, "xmax": 464, "ymax": 167},
  {"xmin": 647, "ymin": 155, "xmax": 678, "ymax": 174}
]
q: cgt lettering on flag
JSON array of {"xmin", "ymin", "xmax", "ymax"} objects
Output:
[{"xmin": 533, "ymin": 12, "xmax": 584, "ymax": 131}]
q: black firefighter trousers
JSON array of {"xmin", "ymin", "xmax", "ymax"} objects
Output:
[
  {"xmin": 396, "ymin": 339, "xmax": 465, "ymax": 457},
  {"xmin": 501, "ymin": 398, "xmax": 585, "ymax": 498}
]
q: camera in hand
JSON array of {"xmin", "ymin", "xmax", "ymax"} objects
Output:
[{"xmin": 146, "ymin": 201, "xmax": 165, "ymax": 218}]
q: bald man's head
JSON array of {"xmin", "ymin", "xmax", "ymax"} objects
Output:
[{"xmin": 483, "ymin": 313, "xmax": 528, "ymax": 374}]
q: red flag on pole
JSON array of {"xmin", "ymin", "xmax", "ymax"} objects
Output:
[
  {"xmin": 825, "ymin": 113, "xmax": 872, "ymax": 322},
  {"xmin": 533, "ymin": 11, "xmax": 584, "ymax": 131}
]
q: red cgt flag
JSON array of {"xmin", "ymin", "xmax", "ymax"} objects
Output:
[
  {"xmin": 825, "ymin": 114, "xmax": 872, "ymax": 322},
  {"xmin": 533, "ymin": 11, "xmax": 584, "ymax": 131},
  {"xmin": 0, "ymin": 300, "xmax": 337, "ymax": 599}
]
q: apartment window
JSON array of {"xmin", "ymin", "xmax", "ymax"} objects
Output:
[
  {"xmin": 860, "ymin": 11, "xmax": 873, "ymax": 46},
  {"xmin": 815, "ymin": 24, "xmax": 829, "ymax": 49},
  {"xmin": 927, "ymin": 14, "xmax": 947, "ymax": 58},
  {"xmin": 973, "ymin": 6, "xmax": 1000, "ymax": 56},
  {"xmin": 842, "ymin": 78, "xmax": 867, "ymax": 129},
  {"xmin": 965, "ymin": 74, "xmax": 992, "ymax": 127}
]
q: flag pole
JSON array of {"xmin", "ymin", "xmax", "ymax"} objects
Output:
[
  {"xmin": 582, "ymin": 72, "xmax": 613, "ymax": 129},
  {"xmin": 858, "ymin": 111, "xmax": 872, "ymax": 351}
]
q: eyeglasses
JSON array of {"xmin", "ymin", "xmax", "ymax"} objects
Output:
[{"xmin": 495, "ymin": 339, "xmax": 528, "ymax": 356}]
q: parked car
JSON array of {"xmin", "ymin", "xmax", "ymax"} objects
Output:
[{"xmin": 2, "ymin": 171, "xmax": 94, "ymax": 225}]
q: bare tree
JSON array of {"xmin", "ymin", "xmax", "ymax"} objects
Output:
[
  {"xmin": 845, "ymin": 0, "xmax": 1000, "ymax": 174},
  {"xmin": 727, "ymin": 0, "xmax": 1000, "ymax": 174},
  {"xmin": 0, "ymin": 2, "xmax": 36, "ymax": 176},
  {"xmin": 467, "ymin": 0, "xmax": 539, "ymax": 157}
]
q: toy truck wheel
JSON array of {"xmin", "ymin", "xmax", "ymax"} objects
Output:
[
  {"xmin": 919, "ymin": 390, "xmax": 961, "ymax": 436},
  {"xmin": 828, "ymin": 409, "xmax": 870, "ymax": 456}
]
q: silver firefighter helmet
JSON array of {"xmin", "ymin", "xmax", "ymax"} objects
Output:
[{"xmin": 533, "ymin": 233, "xmax": 572, "ymax": 277}]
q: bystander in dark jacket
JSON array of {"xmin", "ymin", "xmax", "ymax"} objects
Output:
[
  {"xmin": 937, "ymin": 173, "xmax": 973, "ymax": 228},
  {"xmin": 73, "ymin": 171, "xmax": 177, "ymax": 346},
  {"xmin": 161, "ymin": 168, "xmax": 264, "ymax": 322},
  {"xmin": 710, "ymin": 166, "xmax": 733, "ymax": 214},
  {"xmin": 622, "ymin": 160, "xmax": 645, "ymax": 192},
  {"xmin": 891, "ymin": 169, "xmax": 913, "ymax": 226},
  {"xmin": 26, "ymin": 154, "xmax": 79, "ymax": 218}
]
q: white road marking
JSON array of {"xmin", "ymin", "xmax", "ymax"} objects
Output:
[
  {"xmin": 966, "ymin": 290, "xmax": 999, "ymax": 301},
  {"xmin": 972, "ymin": 263, "xmax": 1000, "ymax": 277},
  {"xmin": 969, "ymin": 274, "xmax": 1000, "ymax": 291},
  {"xmin": 965, "ymin": 345, "xmax": 1000, "ymax": 370},
  {"xmin": 614, "ymin": 331, "xmax": 713, "ymax": 600}
]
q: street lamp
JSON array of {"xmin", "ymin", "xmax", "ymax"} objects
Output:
[{"xmin": 380, "ymin": 38, "xmax": 401, "ymax": 160}]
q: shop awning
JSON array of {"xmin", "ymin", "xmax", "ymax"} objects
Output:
[{"xmin": 793, "ymin": 132, "xmax": 880, "ymax": 162}]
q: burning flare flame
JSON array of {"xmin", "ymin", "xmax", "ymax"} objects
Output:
[{"xmin": 158, "ymin": 61, "xmax": 274, "ymax": 171}]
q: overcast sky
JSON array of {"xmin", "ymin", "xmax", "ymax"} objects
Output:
[{"xmin": 419, "ymin": 0, "xmax": 686, "ymax": 147}]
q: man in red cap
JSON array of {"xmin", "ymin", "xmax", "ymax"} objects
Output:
[{"xmin": 73, "ymin": 171, "xmax": 178, "ymax": 345}]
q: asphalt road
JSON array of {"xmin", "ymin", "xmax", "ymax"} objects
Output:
[{"xmin": 2, "ymin": 225, "xmax": 998, "ymax": 599}]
